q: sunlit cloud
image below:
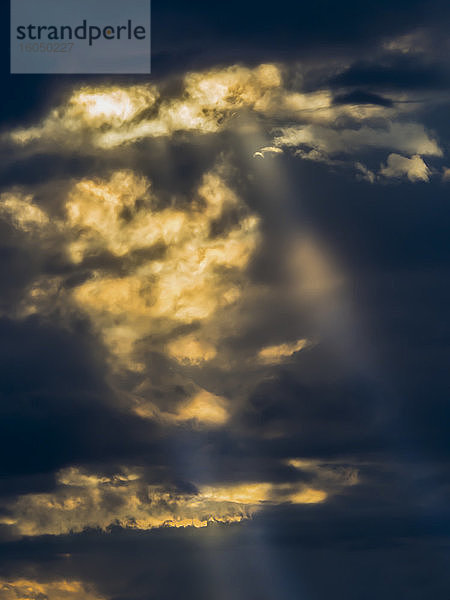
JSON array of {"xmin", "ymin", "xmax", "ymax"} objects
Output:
[
  {"xmin": 2, "ymin": 467, "xmax": 254, "ymax": 535},
  {"xmin": 10, "ymin": 85, "xmax": 158, "ymax": 147},
  {"xmin": 0, "ymin": 192, "xmax": 49, "ymax": 232},
  {"xmin": 8, "ymin": 65, "xmax": 281, "ymax": 150},
  {"xmin": 200, "ymin": 482, "xmax": 328, "ymax": 505},
  {"xmin": 67, "ymin": 170, "xmax": 259, "ymax": 369},
  {"xmin": 1, "ymin": 462, "xmax": 360, "ymax": 537},
  {"xmin": 253, "ymin": 146, "xmax": 284, "ymax": 159},
  {"xmin": 0, "ymin": 579, "xmax": 105, "ymax": 600},
  {"xmin": 257, "ymin": 338, "xmax": 309, "ymax": 364},
  {"xmin": 172, "ymin": 390, "xmax": 229, "ymax": 426},
  {"xmin": 289, "ymin": 489, "xmax": 327, "ymax": 504},
  {"xmin": 379, "ymin": 153, "xmax": 430, "ymax": 181},
  {"xmin": 0, "ymin": 471, "xmax": 268, "ymax": 536},
  {"xmin": 134, "ymin": 389, "xmax": 230, "ymax": 428},
  {"xmin": 166, "ymin": 334, "xmax": 217, "ymax": 366},
  {"xmin": 5, "ymin": 62, "xmax": 443, "ymax": 182},
  {"xmin": 273, "ymin": 122, "xmax": 441, "ymax": 158},
  {"xmin": 0, "ymin": 166, "xmax": 260, "ymax": 372}
]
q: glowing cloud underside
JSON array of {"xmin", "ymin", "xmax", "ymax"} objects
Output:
[{"xmin": 0, "ymin": 465, "xmax": 358, "ymax": 536}]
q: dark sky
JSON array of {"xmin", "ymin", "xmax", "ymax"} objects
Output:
[{"xmin": 0, "ymin": 2, "xmax": 450, "ymax": 600}]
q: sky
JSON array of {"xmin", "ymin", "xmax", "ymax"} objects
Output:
[{"xmin": 0, "ymin": 1, "xmax": 450, "ymax": 599}]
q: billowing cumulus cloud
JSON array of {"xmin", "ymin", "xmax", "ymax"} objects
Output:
[
  {"xmin": 379, "ymin": 153, "xmax": 430, "ymax": 181},
  {"xmin": 0, "ymin": 166, "xmax": 260, "ymax": 373}
]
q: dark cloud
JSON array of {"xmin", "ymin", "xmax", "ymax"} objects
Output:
[
  {"xmin": 330, "ymin": 57, "xmax": 450, "ymax": 91},
  {"xmin": 333, "ymin": 90, "xmax": 395, "ymax": 107},
  {"xmin": 0, "ymin": 316, "xmax": 162, "ymax": 482}
]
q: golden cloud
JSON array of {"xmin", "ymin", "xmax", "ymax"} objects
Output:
[
  {"xmin": 172, "ymin": 390, "xmax": 229, "ymax": 426},
  {"xmin": 67, "ymin": 169, "xmax": 259, "ymax": 368},
  {"xmin": 257, "ymin": 338, "xmax": 309, "ymax": 364},
  {"xmin": 4, "ymin": 467, "xmax": 254, "ymax": 535},
  {"xmin": 10, "ymin": 85, "xmax": 158, "ymax": 147},
  {"xmin": 0, "ymin": 192, "xmax": 49, "ymax": 232},
  {"xmin": 166, "ymin": 334, "xmax": 217, "ymax": 365},
  {"xmin": 9, "ymin": 65, "xmax": 281, "ymax": 149},
  {"xmin": 2, "ymin": 465, "xmax": 342, "ymax": 537},
  {"xmin": 0, "ymin": 579, "xmax": 104, "ymax": 600},
  {"xmin": 133, "ymin": 388, "xmax": 230, "ymax": 428},
  {"xmin": 0, "ymin": 166, "xmax": 260, "ymax": 372}
]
